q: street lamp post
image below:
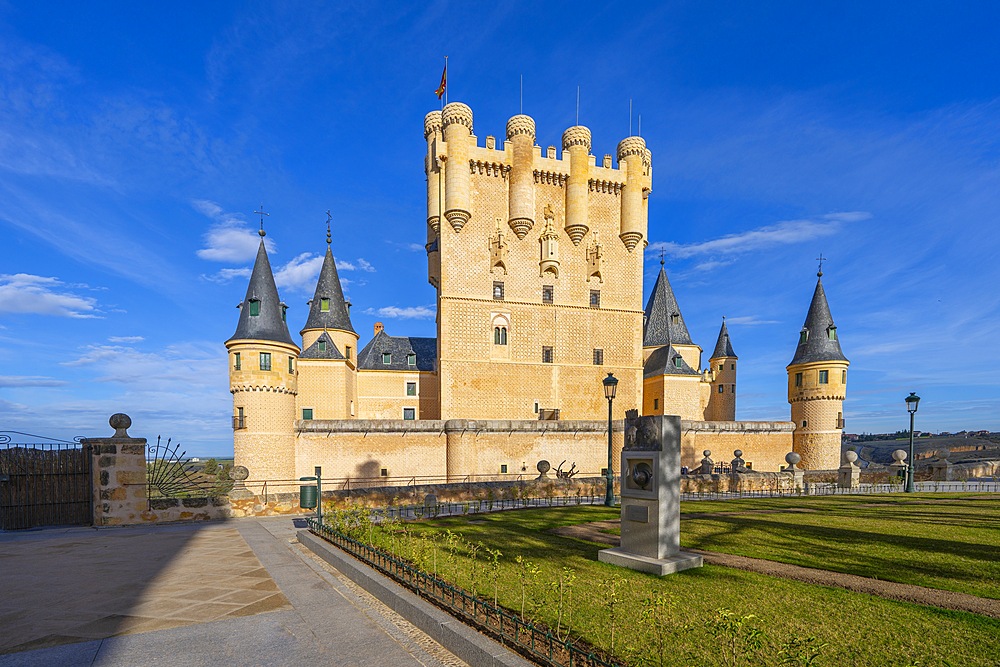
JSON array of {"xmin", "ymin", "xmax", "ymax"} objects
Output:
[
  {"xmin": 603, "ymin": 372, "xmax": 618, "ymax": 507},
  {"xmin": 905, "ymin": 392, "xmax": 921, "ymax": 493}
]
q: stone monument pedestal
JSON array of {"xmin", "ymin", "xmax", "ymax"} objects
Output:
[{"xmin": 598, "ymin": 413, "xmax": 703, "ymax": 576}]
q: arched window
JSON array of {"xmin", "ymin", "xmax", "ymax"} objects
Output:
[{"xmin": 494, "ymin": 326, "xmax": 508, "ymax": 345}]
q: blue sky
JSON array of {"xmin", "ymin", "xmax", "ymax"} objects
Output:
[{"xmin": 2, "ymin": 2, "xmax": 998, "ymax": 455}]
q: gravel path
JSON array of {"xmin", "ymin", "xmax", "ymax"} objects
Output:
[{"xmin": 552, "ymin": 520, "xmax": 1000, "ymax": 619}]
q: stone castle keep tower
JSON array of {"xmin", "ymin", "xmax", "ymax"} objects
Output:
[
  {"xmin": 225, "ymin": 100, "xmax": 848, "ymax": 483},
  {"xmin": 424, "ymin": 103, "xmax": 652, "ymax": 421},
  {"xmin": 787, "ymin": 268, "xmax": 850, "ymax": 470}
]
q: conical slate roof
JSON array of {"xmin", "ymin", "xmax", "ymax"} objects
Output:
[
  {"xmin": 788, "ymin": 274, "xmax": 848, "ymax": 366},
  {"xmin": 643, "ymin": 344, "xmax": 700, "ymax": 378},
  {"xmin": 301, "ymin": 246, "xmax": 356, "ymax": 335},
  {"xmin": 643, "ymin": 265, "xmax": 693, "ymax": 348},
  {"xmin": 710, "ymin": 319, "xmax": 737, "ymax": 359},
  {"xmin": 227, "ymin": 239, "xmax": 296, "ymax": 346}
]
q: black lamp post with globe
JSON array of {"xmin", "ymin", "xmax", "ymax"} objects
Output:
[
  {"xmin": 905, "ymin": 392, "xmax": 921, "ymax": 493},
  {"xmin": 603, "ymin": 372, "xmax": 618, "ymax": 507}
]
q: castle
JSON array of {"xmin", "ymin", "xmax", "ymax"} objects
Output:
[{"xmin": 225, "ymin": 102, "xmax": 849, "ymax": 483}]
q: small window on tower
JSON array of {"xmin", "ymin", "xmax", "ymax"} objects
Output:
[
  {"xmin": 590, "ymin": 290, "xmax": 601, "ymax": 308},
  {"xmin": 406, "ymin": 382, "xmax": 416, "ymax": 396},
  {"xmin": 795, "ymin": 372, "xmax": 803, "ymax": 387},
  {"xmin": 494, "ymin": 326, "xmax": 508, "ymax": 345},
  {"xmin": 248, "ymin": 299, "xmax": 260, "ymax": 316},
  {"xmin": 345, "ymin": 345, "xmax": 352, "ymax": 359},
  {"xmin": 302, "ymin": 408, "xmax": 313, "ymax": 420},
  {"xmin": 407, "ymin": 353, "xmax": 416, "ymax": 366},
  {"xmin": 731, "ymin": 364, "xmax": 735, "ymax": 370},
  {"xmin": 500, "ymin": 464, "xmax": 508, "ymax": 474},
  {"xmin": 731, "ymin": 385, "xmax": 735, "ymax": 393},
  {"xmin": 281, "ymin": 304, "xmax": 287, "ymax": 322},
  {"xmin": 653, "ymin": 398, "xmax": 659, "ymax": 410},
  {"xmin": 318, "ymin": 340, "xmax": 327, "ymax": 352},
  {"xmin": 259, "ymin": 352, "xmax": 271, "ymax": 371},
  {"xmin": 718, "ymin": 364, "xmax": 723, "ymax": 371},
  {"xmin": 320, "ymin": 297, "xmax": 330, "ymax": 312},
  {"xmin": 493, "ymin": 282, "xmax": 504, "ymax": 300},
  {"xmin": 542, "ymin": 346, "xmax": 554, "ymax": 363},
  {"xmin": 380, "ymin": 468, "xmax": 389, "ymax": 476},
  {"xmin": 803, "ymin": 420, "xmax": 808, "ymax": 427},
  {"xmin": 593, "ymin": 349, "xmax": 604, "ymax": 365},
  {"xmin": 842, "ymin": 370, "xmax": 847, "ymax": 383},
  {"xmin": 542, "ymin": 285, "xmax": 554, "ymax": 304},
  {"xmin": 673, "ymin": 356, "xmax": 683, "ymax": 369},
  {"xmin": 234, "ymin": 352, "xmax": 241, "ymax": 370},
  {"xmin": 819, "ymin": 370, "xmax": 829, "ymax": 384},
  {"xmin": 382, "ymin": 352, "xmax": 391, "ymax": 365},
  {"xmin": 799, "ymin": 329, "xmax": 808, "ymax": 344},
  {"xmin": 403, "ymin": 408, "xmax": 415, "ymax": 420},
  {"xmin": 827, "ymin": 325, "xmax": 837, "ymax": 340},
  {"xmin": 718, "ymin": 385, "xmax": 724, "ymax": 394},
  {"xmin": 288, "ymin": 357, "xmax": 294, "ymax": 373}
]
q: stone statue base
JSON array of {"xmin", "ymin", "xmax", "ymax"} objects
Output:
[{"xmin": 598, "ymin": 547, "xmax": 703, "ymax": 576}]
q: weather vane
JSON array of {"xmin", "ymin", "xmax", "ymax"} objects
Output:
[
  {"xmin": 816, "ymin": 253, "xmax": 827, "ymax": 277},
  {"xmin": 659, "ymin": 248, "xmax": 666, "ymax": 266},
  {"xmin": 326, "ymin": 210, "xmax": 332, "ymax": 246},
  {"xmin": 253, "ymin": 204, "xmax": 270, "ymax": 237}
]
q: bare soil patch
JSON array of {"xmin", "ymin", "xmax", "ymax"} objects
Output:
[{"xmin": 552, "ymin": 520, "xmax": 1000, "ymax": 619}]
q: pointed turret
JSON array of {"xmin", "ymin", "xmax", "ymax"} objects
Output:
[
  {"xmin": 301, "ymin": 246, "xmax": 356, "ymax": 337},
  {"xmin": 642, "ymin": 264, "xmax": 693, "ymax": 348},
  {"xmin": 787, "ymin": 267, "xmax": 849, "ymax": 470},
  {"xmin": 788, "ymin": 274, "xmax": 847, "ymax": 366},
  {"xmin": 228, "ymin": 237, "xmax": 295, "ymax": 347},
  {"xmin": 711, "ymin": 319, "xmax": 737, "ymax": 360}
]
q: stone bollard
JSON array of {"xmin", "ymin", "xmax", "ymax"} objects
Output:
[
  {"xmin": 889, "ymin": 449, "xmax": 908, "ymax": 482},
  {"xmin": 80, "ymin": 413, "xmax": 148, "ymax": 526},
  {"xmin": 536, "ymin": 460, "xmax": 551, "ymax": 480},
  {"xmin": 699, "ymin": 450, "xmax": 714, "ymax": 475},
  {"xmin": 228, "ymin": 465, "xmax": 254, "ymax": 499},
  {"xmin": 730, "ymin": 449, "xmax": 747, "ymax": 473},
  {"xmin": 929, "ymin": 458, "xmax": 953, "ymax": 481},
  {"xmin": 785, "ymin": 452, "xmax": 804, "ymax": 492},
  {"xmin": 838, "ymin": 450, "xmax": 861, "ymax": 489}
]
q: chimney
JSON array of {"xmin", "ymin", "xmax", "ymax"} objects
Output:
[{"xmin": 374, "ymin": 322, "xmax": 384, "ymax": 336}]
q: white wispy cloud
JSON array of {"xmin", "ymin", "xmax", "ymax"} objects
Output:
[
  {"xmin": 201, "ymin": 267, "xmax": 252, "ymax": 284},
  {"xmin": 194, "ymin": 199, "xmax": 273, "ymax": 262},
  {"xmin": 356, "ymin": 258, "xmax": 375, "ymax": 272},
  {"xmin": 336, "ymin": 259, "xmax": 356, "ymax": 271},
  {"xmin": 107, "ymin": 336, "xmax": 144, "ymax": 343},
  {"xmin": 0, "ymin": 274, "xmax": 99, "ymax": 318},
  {"xmin": 650, "ymin": 212, "xmax": 870, "ymax": 259},
  {"xmin": 274, "ymin": 253, "xmax": 324, "ymax": 293},
  {"xmin": 0, "ymin": 375, "xmax": 68, "ymax": 388},
  {"xmin": 724, "ymin": 316, "xmax": 781, "ymax": 326},
  {"xmin": 364, "ymin": 305, "xmax": 436, "ymax": 320}
]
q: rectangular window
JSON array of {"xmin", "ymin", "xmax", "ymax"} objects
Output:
[
  {"xmin": 407, "ymin": 353, "xmax": 416, "ymax": 366},
  {"xmin": 345, "ymin": 345, "xmax": 352, "ymax": 359},
  {"xmin": 542, "ymin": 285, "xmax": 554, "ymax": 304},
  {"xmin": 674, "ymin": 356, "xmax": 683, "ymax": 369},
  {"xmin": 248, "ymin": 300, "xmax": 260, "ymax": 316},
  {"xmin": 320, "ymin": 297, "xmax": 330, "ymax": 312},
  {"xmin": 302, "ymin": 408, "xmax": 313, "ymax": 420},
  {"xmin": 493, "ymin": 281, "xmax": 504, "ymax": 300},
  {"xmin": 281, "ymin": 305, "xmax": 287, "ymax": 322},
  {"xmin": 718, "ymin": 364, "xmax": 723, "ymax": 371},
  {"xmin": 819, "ymin": 370, "xmax": 829, "ymax": 384},
  {"xmin": 382, "ymin": 352, "xmax": 391, "ymax": 365},
  {"xmin": 406, "ymin": 382, "xmax": 416, "ymax": 396},
  {"xmin": 593, "ymin": 348, "xmax": 604, "ymax": 365},
  {"xmin": 288, "ymin": 357, "xmax": 294, "ymax": 373},
  {"xmin": 318, "ymin": 340, "xmax": 327, "ymax": 352},
  {"xmin": 403, "ymin": 407, "xmax": 415, "ymax": 420},
  {"xmin": 842, "ymin": 370, "xmax": 847, "ymax": 383},
  {"xmin": 259, "ymin": 352, "xmax": 271, "ymax": 371},
  {"xmin": 653, "ymin": 398, "xmax": 659, "ymax": 410},
  {"xmin": 803, "ymin": 420, "xmax": 808, "ymax": 427},
  {"xmin": 500, "ymin": 464, "xmax": 508, "ymax": 474},
  {"xmin": 533, "ymin": 401, "xmax": 539, "ymax": 414},
  {"xmin": 731, "ymin": 385, "xmax": 736, "ymax": 393},
  {"xmin": 731, "ymin": 364, "xmax": 735, "ymax": 370},
  {"xmin": 795, "ymin": 372, "xmax": 803, "ymax": 387},
  {"xmin": 234, "ymin": 352, "xmax": 241, "ymax": 370},
  {"xmin": 234, "ymin": 407, "xmax": 245, "ymax": 430},
  {"xmin": 589, "ymin": 290, "xmax": 600, "ymax": 308},
  {"xmin": 380, "ymin": 468, "xmax": 388, "ymax": 477},
  {"xmin": 542, "ymin": 346, "xmax": 554, "ymax": 363},
  {"xmin": 718, "ymin": 385, "xmax": 724, "ymax": 393}
]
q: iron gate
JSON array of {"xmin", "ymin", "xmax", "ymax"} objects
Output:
[{"xmin": 0, "ymin": 433, "xmax": 93, "ymax": 530}]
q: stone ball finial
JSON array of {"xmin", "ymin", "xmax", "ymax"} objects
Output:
[
  {"xmin": 844, "ymin": 450, "xmax": 859, "ymax": 464},
  {"xmin": 733, "ymin": 449, "xmax": 743, "ymax": 458},
  {"xmin": 536, "ymin": 460, "xmax": 551, "ymax": 474},
  {"xmin": 231, "ymin": 465, "xmax": 250, "ymax": 481},
  {"xmin": 561, "ymin": 125, "xmax": 592, "ymax": 152},
  {"xmin": 616, "ymin": 136, "xmax": 647, "ymax": 162},
  {"xmin": 785, "ymin": 452, "xmax": 801, "ymax": 466},
  {"xmin": 703, "ymin": 449, "xmax": 712, "ymax": 458},
  {"xmin": 423, "ymin": 110, "xmax": 443, "ymax": 139},
  {"xmin": 441, "ymin": 102, "xmax": 473, "ymax": 132},
  {"xmin": 505, "ymin": 114, "xmax": 536, "ymax": 140},
  {"xmin": 109, "ymin": 413, "xmax": 131, "ymax": 438},
  {"xmin": 892, "ymin": 449, "xmax": 908, "ymax": 463}
]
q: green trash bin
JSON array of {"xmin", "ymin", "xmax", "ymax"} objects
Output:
[{"xmin": 299, "ymin": 476, "xmax": 318, "ymax": 509}]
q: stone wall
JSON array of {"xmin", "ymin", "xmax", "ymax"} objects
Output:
[{"xmin": 679, "ymin": 420, "xmax": 795, "ymax": 471}]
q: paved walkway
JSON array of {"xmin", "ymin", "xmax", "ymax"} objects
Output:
[{"xmin": 0, "ymin": 517, "xmax": 467, "ymax": 666}]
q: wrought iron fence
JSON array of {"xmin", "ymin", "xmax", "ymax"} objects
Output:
[
  {"xmin": 307, "ymin": 517, "xmax": 621, "ymax": 667},
  {"xmin": 0, "ymin": 432, "xmax": 92, "ymax": 529},
  {"xmin": 678, "ymin": 479, "xmax": 1000, "ymax": 502},
  {"xmin": 146, "ymin": 436, "xmax": 233, "ymax": 499}
]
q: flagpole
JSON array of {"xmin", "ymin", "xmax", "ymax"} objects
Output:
[{"xmin": 444, "ymin": 56, "xmax": 449, "ymax": 106}]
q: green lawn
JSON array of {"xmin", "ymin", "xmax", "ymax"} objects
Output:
[
  {"xmin": 328, "ymin": 498, "xmax": 1000, "ymax": 667},
  {"xmin": 678, "ymin": 494, "xmax": 1000, "ymax": 599}
]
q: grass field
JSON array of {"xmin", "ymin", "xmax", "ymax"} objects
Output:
[{"xmin": 329, "ymin": 494, "xmax": 1000, "ymax": 666}]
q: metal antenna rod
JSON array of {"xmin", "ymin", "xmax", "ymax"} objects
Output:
[
  {"xmin": 576, "ymin": 85, "xmax": 580, "ymax": 126},
  {"xmin": 629, "ymin": 98, "xmax": 632, "ymax": 136}
]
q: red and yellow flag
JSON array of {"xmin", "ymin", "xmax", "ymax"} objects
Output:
[{"xmin": 435, "ymin": 63, "xmax": 447, "ymax": 99}]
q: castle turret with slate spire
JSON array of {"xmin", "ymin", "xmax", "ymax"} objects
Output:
[
  {"xmin": 296, "ymin": 218, "xmax": 361, "ymax": 420},
  {"xmin": 706, "ymin": 319, "xmax": 738, "ymax": 421},
  {"xmin": 226, "ymin": 218, "xmax": 300, "ymax": 483},
  {"xmin": 787, "ymin": 264, "xmax": 849, "ymax": 470},
  {"xmin": 642, "ymin": 261, "xmax": 701, "ymax": 371}
]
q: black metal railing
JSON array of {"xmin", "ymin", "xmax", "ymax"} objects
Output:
[
  {"xmin": 146, "ymin": 436, "xmax": 233, "ymax": 500},
  {"xmin": 307, "ymin": 517, "xmax": 621, "ymax": 667},
  {"xmin": 0, "ymin": 432, "xmax": 92, "ymax": 530}
]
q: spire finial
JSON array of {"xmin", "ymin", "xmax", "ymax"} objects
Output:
[
  {"xmin": 816, "ymin": 253, "xmax": 826, "ymax": 277},
  {"xmin": 253, "ymin": 204, "xmax": 269, "ymax": 237},
  {"xmin": 326, "ymin": 210, "xmax": 332, "ymax": 246},
  {"xmin": 659, "ymin": 248, "xmax": 666, "ymax": 267}
]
